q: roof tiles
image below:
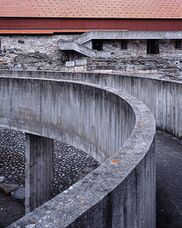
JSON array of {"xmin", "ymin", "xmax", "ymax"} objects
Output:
[{"xmin": 0, "ymin": 0, "xmax": 182, "ymax": 19}]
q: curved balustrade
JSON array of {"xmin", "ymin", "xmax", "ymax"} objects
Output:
[
  {"xmin": 3, "ymin": 70, "xmax": 181, "ymax": 137},
  {"xmin": 0, "ymin": 75, "xmax": 155, "ymax": 228}
]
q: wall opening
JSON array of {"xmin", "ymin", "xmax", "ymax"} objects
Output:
[
  {"xmin": 147, "ymin": 40, "xmax": 159, "ymax": 54},
  {"xmin": 92, "ymin": 40, "xmax": 103, "ymax": 51},
  {"xmin": 175, "ymin": 40, "xmax": 182, "ymax": 50},
  {"xmin": 121, "ymin": 40, "xmax": 128, "ymax": 50}
]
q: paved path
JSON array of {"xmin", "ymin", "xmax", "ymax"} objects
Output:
[{"xmin": 156, "ymin": 131, "xmax": 182, "ymax": 228}]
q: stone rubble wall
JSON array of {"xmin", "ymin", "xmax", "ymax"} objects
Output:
[
  {"xmin": 0, "ymin": 35, "xmax": 182, "ymax": 77},
  {"xmin": 0, "ymin": 35, "xmax": 78, "ymax": 71},
  {"xmin": 87, "ymin": 56, "xmax": 182, "ymax": 79},
  {"xmin": 86, "ymin": 40, "xmax": 182, "ymax": 78},
  {"xmin": 100, "ymin": 39, "xmax": 182, "ymax": 57}
]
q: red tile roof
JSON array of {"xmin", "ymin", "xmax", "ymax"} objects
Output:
[{"xmin": 0, "ymin": 0, "xmax": 182, "ymax": 19}]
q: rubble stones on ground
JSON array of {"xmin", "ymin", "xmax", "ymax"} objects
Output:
[
  {"xmin": 0, "ymin": 176, "xmax": 4, "ymax": 183},
  {"xmin": 11, "ymin": 187, "xmax": 25, "ymax": 203},
  {"xmin": 0, "ymin": 183, "xmax": 19, "ymax": 195}
]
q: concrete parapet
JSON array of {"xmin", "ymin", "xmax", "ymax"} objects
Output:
[
  {"xmin": 4, "ymin": 70, "xmax": 180, "ymax": 137},
  {"xmin": 0, "ymin": 76, "xmax": 156, "ymax": 227}
]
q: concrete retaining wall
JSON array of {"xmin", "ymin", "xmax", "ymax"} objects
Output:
[
  {"xmin": 0, "ymin": 76, "xmax": 156, "ymax": 227},
  {"xmin": 3, "ymin": 70, "xmax": 180, "ymax": 137}
]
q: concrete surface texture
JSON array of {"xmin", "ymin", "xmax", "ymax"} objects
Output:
[
  {"xmin": 7, "ymin": 70, "xmax": 181, "ymax": 138},
  {"xmin": 0, "ymin": 78, "xmax": 139, "ymax": 163},
  {"xmin": 0, "ymin": 70, "xmax": 182, "ymax": 227},
  {"xmin": 25, "ymin": 134, "xmax": 54, "ymax": 214},
  {"xmin": 0, "ymin": 76, "xmax": 156, "ymax": 227}
]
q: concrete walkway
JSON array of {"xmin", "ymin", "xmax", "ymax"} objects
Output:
[{"xmin": 156, "ymin": 131, "xmax": 182, "ymax": 228}]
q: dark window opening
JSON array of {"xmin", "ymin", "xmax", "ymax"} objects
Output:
[
  {"xmin": 147, "ymin": 40, "xmax": 159, "ymax": 54},
  {"xmin": 92, "ymin": 40, "xmax": 103, "ymax": 51},
  {"xmin": 175, "ymin": 40, "xmax": 182, "ymax": 50},
  {"xmin": 18, "ymin": 40, "xmax": 25, "ymax": 44},
  {"xmin": 121, "ymin": 40, "xmax": 128, "ymax": 50}
]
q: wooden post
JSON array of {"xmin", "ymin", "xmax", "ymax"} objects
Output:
[{"xmin": 25, "ymin": 133, "xmax": 53, "ymax": 214}]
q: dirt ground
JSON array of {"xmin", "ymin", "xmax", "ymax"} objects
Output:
[{"xmin": 0, "ymin": 192, "xmax": 24, "ymax": 228}]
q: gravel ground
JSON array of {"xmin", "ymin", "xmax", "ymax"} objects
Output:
[{"xmin": 0, "ymin": 128, "xmax": 100, "ymax": 227}]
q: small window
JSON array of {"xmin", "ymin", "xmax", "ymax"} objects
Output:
[
  {"xmin": 175, "ymin": 40, "xmax": 182, "ymax": 50},
  {"xmin": 92, "ymin": 40, "xmax": 103, "ymax": 51},
  {"xmin": 147, "ymin": 40, "xmax": 159, "ymax": 54},
  {"xmin": 18, "ymin": 40, "xmax": 25, "ymax": 44},
  {"xmin": 121, "ymin": 40, "xmax": 128, "ymax": 50}
]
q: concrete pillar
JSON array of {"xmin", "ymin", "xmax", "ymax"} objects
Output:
[{"xmin": 25, "ymin": 133, "xmax": 53, "ymax": 214}]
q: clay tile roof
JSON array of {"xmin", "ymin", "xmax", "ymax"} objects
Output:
[{"xmin": 0, "ymin": 0, "xmax": 182, "ymax": 19}]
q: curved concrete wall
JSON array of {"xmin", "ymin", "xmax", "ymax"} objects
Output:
[
  {"xmin": 0, "ymin": 78, "xmax": 135, "ymax": 163},
  {"xmin": 0, "ymin": 76, "xmax": 156, "ymax": 228},
  {"xmin": 3, "ymin": 70, "xmax": 181, "ymax": 137}
]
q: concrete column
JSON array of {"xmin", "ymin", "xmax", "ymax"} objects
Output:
[{"xmin": 25, "ymin": 133, "xmax": 53, "ymax": 214}]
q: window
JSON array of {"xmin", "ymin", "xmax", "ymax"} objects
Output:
[
  {"xmin": 18, "ymin": 40, "xmax": 25, "ymax": 44},
  {"xmin": 92, "ymin": 40, "xmax": 103, "ymax": 51},
  {"xmin": 175, "ymin": 40, "xmax": 182, "ymax": 50},
  {"xmin": 121, "ymin": 40, "xmax": 128, "ymax": 50},
  {"xmin": 147, "ymin": 40, "xmax": 159, "ymax": 54}
]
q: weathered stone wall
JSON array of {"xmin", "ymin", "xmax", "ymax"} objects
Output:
[
  {"xmin": 0, "ymin": 35, "xmax": 78, "ymax": 71},
  {"xmin": 87, "ymin": 56, "xmax": 182, "ymax": 79},
  {"xmin": 0, "ymin": 36, "xmax": 182, "ymax": 77},
  {"xmin": 102, "ymin": 39, "xmax": 146, "ymax": 57},
  {"xmin": 84, "ymin": 39, "xmax": 182, "ymax": 57},
  {"xmin": 66, "ymin": 39, "xmax": 182, "ymax": 77},
  {"xmin": 85, "ymin": 39, "xmax": 182, "ymax": 77}
]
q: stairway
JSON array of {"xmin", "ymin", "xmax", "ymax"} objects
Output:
[{"xmin": 58, "ymin": 33, "xmax": 111, "ymax": 58}]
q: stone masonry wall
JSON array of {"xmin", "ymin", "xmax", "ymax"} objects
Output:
[
  {"xmin": 103, "ymin": 39, "xmax": 146, "ymax": 57},
  {"xmin": 85, "ymin": 40, "xmax": 182, "ymax": 78},
  {"xmin": 0, "ymin": 35, "xmax": 182, "ymax": 78},
  {"xmin": 0, "ymin": 35, "xmax": 79, "ymax": 71},
  {"xmin": 84, "ymin": 39, "xmax": 182, "ymax": 57}
]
